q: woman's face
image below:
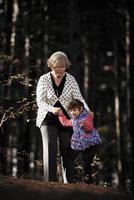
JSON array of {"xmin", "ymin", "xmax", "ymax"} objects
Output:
[{"xmin": 51, "ymin": 59, "xmax": 66, "ymax": 78}]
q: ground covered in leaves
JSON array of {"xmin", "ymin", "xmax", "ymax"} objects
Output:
[{"xmin": 0, "ymin": 176, "xmax": 133, "ymax": 200}]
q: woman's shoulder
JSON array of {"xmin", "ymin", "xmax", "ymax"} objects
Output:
[
  {"xmin": 66, "ymin": 72, "xmax": 76, "ymax": 81},
  {"xmin": 39, "ymin": 72, "xmax": 51, "ymax": 81}
]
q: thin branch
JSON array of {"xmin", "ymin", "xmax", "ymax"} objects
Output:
[{"xmin": 0, "ymin": 113, "xmax": 7, "ymax": 128}]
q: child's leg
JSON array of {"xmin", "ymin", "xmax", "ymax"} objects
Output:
[
  {"xmin": 67, "ymin": 147, "xmax": 79, "ymax": 182},
  {"xmin": 82, "ymin": 146, "xmax": 97, "ymax": 183}
]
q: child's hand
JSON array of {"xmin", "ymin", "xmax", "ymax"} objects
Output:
[{"xmin": 58, "ymin": 109, "xmax": 63, "ymax": 116}]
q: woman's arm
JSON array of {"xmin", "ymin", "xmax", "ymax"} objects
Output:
[
  {"xmin": 36, "ymin": 76, "xmax": 53, "ymax": 112},
  {"xmin": 71, "ymin": 76, "xmax": 90, "ymax": 112},
  {"xmin": 58, "ymin": 112, "xmax": 73, "ymax": 127}
]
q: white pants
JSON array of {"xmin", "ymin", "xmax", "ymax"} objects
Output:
[{"xmin": 40, "ymin": 124, "xmax": 75, "ymax": 182}]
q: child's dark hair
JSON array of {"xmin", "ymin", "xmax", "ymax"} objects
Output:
[{"xmin": 68, "ymin": 99, "xmax": 84, "ymax": 110}]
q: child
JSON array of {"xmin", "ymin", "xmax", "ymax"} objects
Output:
[{"xmin": 58, "ymin": 99, "xmax": 101, "ymax": 184}]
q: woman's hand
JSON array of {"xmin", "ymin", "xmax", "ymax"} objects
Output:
[
  {"xmin": 79, "ymin": 120, "xmax": 85, "ymax": 127},
  {"xmin": 89, "ymin": 111, "xmax": 94, "ymax": 118},
  {"xmin": 52, "ymin": 107, "xmax": 62, "ymax": 115}
]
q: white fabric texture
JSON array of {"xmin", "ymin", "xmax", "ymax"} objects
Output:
[{"xmin": 36, "ymin": 72, "xmax": 90, "ymax": 128}]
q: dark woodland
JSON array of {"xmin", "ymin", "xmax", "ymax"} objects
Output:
[{"xmin": 0, "ymin": 0, "xmax": 134, "ymax": 198}]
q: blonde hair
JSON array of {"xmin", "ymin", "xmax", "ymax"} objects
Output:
[{"xmin": 47, "ymin": 51, "xmax": 71, "ymax": 68}]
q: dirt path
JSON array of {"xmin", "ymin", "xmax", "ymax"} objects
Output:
[{"xmin": 0, "ymin": 177, "xmax": 133, "ymax": 200}]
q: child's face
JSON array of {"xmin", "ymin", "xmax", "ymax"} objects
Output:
[{"xmin": 69, "ymin": 107, "xmax": 83, "ymax": 118}]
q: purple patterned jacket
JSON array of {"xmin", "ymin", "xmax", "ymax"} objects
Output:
[{"xmin": 71, "ymin": 109, "xmax": 102, "ymax": 151}]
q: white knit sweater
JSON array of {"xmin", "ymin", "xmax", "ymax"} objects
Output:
[{"xmin": 36, "ymin": 72, "xmax": 90, "ymax": 128}]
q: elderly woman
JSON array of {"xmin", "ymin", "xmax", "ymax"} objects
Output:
[{"xmin": 36, "ymin": 51, "xmax": 91, "ymax": 183}]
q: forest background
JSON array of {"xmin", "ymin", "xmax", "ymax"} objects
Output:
[{"xmin": 0, "ymin": 0, "xmax": 134, "ymax": 193}]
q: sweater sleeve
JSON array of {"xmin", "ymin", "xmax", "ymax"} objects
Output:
[
  {"xmin": 58, "ymin": 112, "xmax": 73, "ymax": 127},
  {"xmin": 71, "ymin": 76, "xmax": 90, "ymax": 112},
  {"xmin": 36, "ymin": 76, "xmax": 53, "ymax": 112},
  {"xmin": 82, "ymin": 114, "xmax": 94, "ymax": 131}
]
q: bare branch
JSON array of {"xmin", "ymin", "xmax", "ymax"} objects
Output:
[{"xmin": 0, "ymin": 113, "xmax": 7, "ymax": 128}]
